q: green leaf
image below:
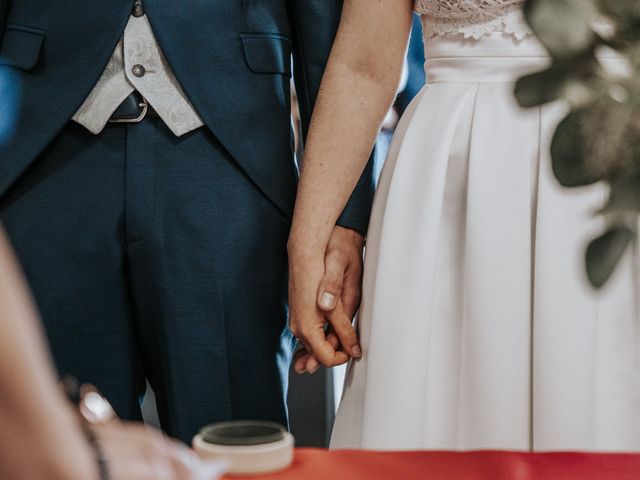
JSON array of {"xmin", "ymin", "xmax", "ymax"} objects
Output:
[
  {"xmin": 605, "ymin": 174, "xmax": 640, "ymax": 213},
  {"xmin": 550, "ymin": 111, "xmax": 606, "ymax": 186},
  {"xmin": 596, "ymin": 0, "xmax": 640, "ymax": 22},
  {"xmin": 586, "ymin": 226, "xmax": 633, "ymax": 288},
  {"xmin": 514, "ymin": 54, "xmax": 599, "ymax": 108},
  {"xmin": 515, "ymin": 67, "xmax": 571, "ymax": 108},
  {"xmin": 524, "ymin": 0, "xmax": 598, "ymax": 59}
]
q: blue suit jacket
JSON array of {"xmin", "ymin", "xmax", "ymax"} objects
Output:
[{"xmin": 0, "ymin": 0, "xmax": 374, "ymax": 233}]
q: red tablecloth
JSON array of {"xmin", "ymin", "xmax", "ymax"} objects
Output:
[{"xmin": 225, "ymin": 448, "xmax": 640, "ymax": 480}]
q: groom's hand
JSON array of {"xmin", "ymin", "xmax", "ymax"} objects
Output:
[{"xmin": 292, "ymin": 226, "xmax": 364, "ymax": 374}]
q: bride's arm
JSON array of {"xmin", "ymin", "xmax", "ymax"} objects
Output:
[
  {"xmin": 288, "ymin": 0, "xmax": 414, "ymax": 255},
  {"xmin": 287, "ymin": 0, "xmax": 414, "ymax": 367}
]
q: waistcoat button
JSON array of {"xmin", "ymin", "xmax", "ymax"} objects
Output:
[{"xmin": 132, "ymin": 64, "xmax": 146, "ymax": 78}]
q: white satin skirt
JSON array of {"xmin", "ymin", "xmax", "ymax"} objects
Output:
[{"xmin": 331, "ymin": 33, "xmax": 640, "ymax": 451}]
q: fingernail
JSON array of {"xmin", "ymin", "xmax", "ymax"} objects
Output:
[
  {"xmin": 296, "ymin": 369, "xmax": 306, "ymax": 375},
  {"xmin": 353, "ymin": 346, "xmax": 362, "ymax": 358},
  {"xmin": 320, "ymin": 292, "xmax": 336, "ymax": 309},
  {"xmin": 309, "ymin": 365, "xmax": 321, "ymax": 374}
]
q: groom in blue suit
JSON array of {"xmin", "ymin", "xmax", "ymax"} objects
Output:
[{"xmin": 0, "ymin": 0, "xmax": 374, "ymax": 442}]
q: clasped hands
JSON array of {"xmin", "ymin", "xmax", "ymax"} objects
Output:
[{"xmin": 288, "ymin": 225, "xmax": 365, "ymax": 374}]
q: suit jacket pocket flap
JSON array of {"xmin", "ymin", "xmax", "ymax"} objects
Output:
[
  {"xmin": 240, "ymin": 34, "xmax": 291, "ymax": 76},
  {"xmin": 0, "ymin": 25, "xmax": 45, "ymax": 71}
]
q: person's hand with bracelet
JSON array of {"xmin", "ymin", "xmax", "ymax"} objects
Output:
[
  {"xmin": 91, "ymin": 420, "xmax": 213, "ymax": 480},
  {"xmin": 64, "ymin": 379, "xmax": 226, "ymax": 480}
]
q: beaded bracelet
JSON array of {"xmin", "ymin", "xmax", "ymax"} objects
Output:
[
  {"xmin": 83, "ymin": 422, "xmax": 110, "ymax": 480},
  {"xmin": 61, "ymin": 376, "xmax": 115, "ymax": 480}
]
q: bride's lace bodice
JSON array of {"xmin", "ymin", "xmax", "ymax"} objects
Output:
[{"xmin": 414, "ymin": 0, "xmax": 531, "ymax": 40}]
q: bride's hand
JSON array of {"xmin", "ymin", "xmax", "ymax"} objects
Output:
[
  {"xmin": 288, "ymin": 226, "xmax": 364, "ymax": 372},
  {"xmin": 293, "ymin": 325, "xmax": 342, "ymax": 375}
]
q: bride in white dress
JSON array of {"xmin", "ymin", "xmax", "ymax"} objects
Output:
[{"xmin": 287, "ymin": 0, "xmax": 640, "ymax": 451}]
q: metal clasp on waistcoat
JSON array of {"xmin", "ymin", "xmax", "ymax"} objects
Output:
[{"xmin": 108, "ymin": 97, "xmax": 149, "ymax": 124}]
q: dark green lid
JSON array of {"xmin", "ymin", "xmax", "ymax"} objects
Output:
[{"xmin": 199, "ymin": 421, "xmax": 287, "ymax": 446}]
